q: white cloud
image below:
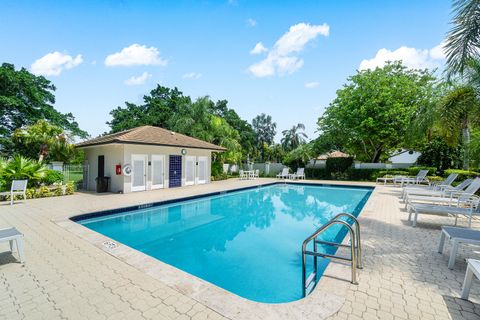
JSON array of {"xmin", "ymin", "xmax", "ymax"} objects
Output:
[
  {"xmin": 250, "ymin": 42, "xmax": 268, "ymax": 55},
  {"xmin": 182, "ymin": 72, "xmax": 202, "ymax": 80},
  {"xmin": 359, "ymin": 43, "xmax": 446, "ymax": 71},
  {"xmin": 124, "ymin": 72, "xmax": 152, "ymax": 86},
  {"xmin": 31, "ymin": 52, "xmax": 83, "ymax": 76},
  {"xmin": 105, "ymin": 44, "xmax": 167, "ymax": 67},
  {"xmin": 246, "ymin": 18, "xmax": 257, "ymax": 27},
  {"xmin": 248, "ymin": 22, "xmax": 329, "ymax": 77},
  {"xmin": 305, "ymin": 81, "xmax": 320, "ymax": 88}
]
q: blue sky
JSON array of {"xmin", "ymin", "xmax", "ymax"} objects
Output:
[{"xmin": 1, "ymin": 0, "xmax": 452, "ymax": 141}]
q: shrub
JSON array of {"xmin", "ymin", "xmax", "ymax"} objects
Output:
[
  {"xmin": 443, "ymin": 169, "xmax": 480, "ymax": 181},
  {"xmin": 1, "ymin": 155, "xmax": 48, "ymax": 188},
  {"xmin": 407, "ymin": 166, "xmax": 437, "ymax": 176},
  {"xmin": 211, "ymin": 161, "xmax": 223, "ymax": 178},
  {"xmin": 326, "ymin": 157, "xmax": 354, "ymax": 174},
  {"xmin": 65, "ymin": 182, "xmax": 75, "ymax": 195},
  {"xmin": 346, "ymin": 169, "xmax": 383, "ymax": 181},
  {"xmin": 42, "ymin": 170, "xmax": 64, "ymax": 185},
  {"xmin": 304, "ymin": 168, "xmax": 330, "ymax": 180},
  {"xmin": 38, "ymin": 186, "xmax": 53, "ymax": 198}
]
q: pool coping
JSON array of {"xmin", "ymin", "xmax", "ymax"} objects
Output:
[{"xmin": 55, "ymin": 181, "xmax": 376, "ymax": 320}]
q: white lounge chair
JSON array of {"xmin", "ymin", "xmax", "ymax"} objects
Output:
[
  {"xmin": 438, "ymin": 226, "xmax": 480, "ymax": 269},
  {"xmin": 406, "ymin": 194, "xmax": 480, "ymax": 227},
  {"xmin": 0, "ymin": 227, "xmax": 25, "ymax": 263},
  {"xmin": 402, "ymin": 173, "xmax": 458, "ymax": 195},
  {"xmin": 292, "ymin": 168, "xmax": 305, "ymax": 180},
  {"xmin": 405, "ymin": 178, "xmax": 480, "ymax": 207},
  {"xmin": 461, "ymin": 259, "xmax": 480, "ymax": 299},
  {"xmin": 276, "ymin": 168, "xmax": 289, "ymax": 179},
  {"xmin": 0, "ymin": 180, "xmax": 28, "ymax": 205},
  {"xmin": 376, "ymin": 175, "xmax": 395, "ymax": 185},
  {"xmin": 402, "ymin": 176, "xmax": 468, "ymax": 201},
  {"xmin": 253, "ymin": 169, "xmax": 259, "ymax": 179},
  {"xmin": 399, "ymin": 170, "xmax": 430, "ymax": 187}
]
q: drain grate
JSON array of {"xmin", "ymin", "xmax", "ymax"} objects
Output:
[{"xmin": 102, "ymin": 241, "xmax": 117, "ymax": 249}]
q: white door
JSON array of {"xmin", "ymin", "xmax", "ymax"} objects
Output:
[
  {"xmin": 185, "ymin": 156, "xmax": 196, "ymax": 186},
  {"xmin": 197, "ymin": 156, "xmax": 208, "ymax": 184},
  {"xmin": 131, "ymin": 154, "xmax": 147, "ymax": 192},
  {"xmin": 151, "ymin": 155, "xmax": 165, "ymax": 189}
]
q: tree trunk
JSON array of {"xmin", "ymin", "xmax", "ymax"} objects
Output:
[
  {"xmin": 462, "ymin": 127, "xmax": 470, "ymax": 170},
  {"xmin": 371, "ymin": 147, "xmax": 383, "ymax": 163}
]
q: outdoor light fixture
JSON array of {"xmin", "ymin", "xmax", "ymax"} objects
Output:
[{"xmin": 181, "ymin": 149, "xmax": 187, "ymax": 155}]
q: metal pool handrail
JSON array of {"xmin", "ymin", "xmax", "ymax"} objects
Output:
[{"xmin": 301, "ymin": 213, "xmax": 362, "ymax": 297}]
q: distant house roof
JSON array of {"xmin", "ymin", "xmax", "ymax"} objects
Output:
[
  {"xmin": 75, "ymin": 126, "xmax": 226, "ymax": 151},
  {"xmin": 316, "ymin": 150, "xmax": 350, "ymax": 160}
]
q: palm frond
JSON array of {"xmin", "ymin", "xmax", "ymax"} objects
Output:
[{"xmin": 444, "ymin": 0, "xmax": 480, "ymax": 77}]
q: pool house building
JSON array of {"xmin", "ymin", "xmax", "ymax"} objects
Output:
[{"xmin": 76, "ymin": 126, "xmax": 226, "ymax": 193}]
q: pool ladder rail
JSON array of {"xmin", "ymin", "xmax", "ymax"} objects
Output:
[{"xmin": 302, "ymin": 213, "xmax": 362, "ymax": 297}]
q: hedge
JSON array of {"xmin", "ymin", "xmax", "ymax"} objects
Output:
[
  {"xmin": 443, "ymin": 169, "xmax": 480, "ymax": 181},
  {"xmin": 407, "ymin": 166, "xmax": 437, "ymax": 176},
  {"xmin": 1, "ymin": 182, "xmax": 74, "ymax": 202}
]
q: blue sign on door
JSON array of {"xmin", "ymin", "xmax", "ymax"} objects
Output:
[{"xmin": 169, "ymin": 155, "xmax": 182, "ymax": 188}]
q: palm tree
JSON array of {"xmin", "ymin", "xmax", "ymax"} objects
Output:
[
  {"xmin": 281, "ymin": 123, "xmax": 308, "ymax": 151},
  {"xmin": 437, "ymin": 85, "xmax": 480, "ymax": 169},
  {"xmin": 444, "ymin": 0, "xmax": 480, "ymax": 78}
]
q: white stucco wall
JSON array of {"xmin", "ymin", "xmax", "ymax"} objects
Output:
[
  {"xmin": 81, "ymin": 143, "xmax": 212, "ymax": 193},
  {"xmin": 122, "ymin": 144, "xmax": 212, "ymax": 193},
  {"xmin": 82, "ymin": 144, "xmax": 125, "ymax": 193}
]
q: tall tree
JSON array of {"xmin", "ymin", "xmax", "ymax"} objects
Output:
[
  {"xmin": 281, "ymin": 123, "xmax": 308, "ymax": 151},
  {"xmin": 437, "ymin": 85, "xmax": 480, "ymax": 169},
  {"xmin": 444, "ymin": 0, "xmax": 480, "ymax": 78},
  {"xmin": 252, "ymin": 113, "xmax": 277, "ymax": 160},
  {"xmin": 317, "ymin": 61, "xmax": 439, "ymax": 162},
  {"xmin": 0, "ymin": 63, "xmax": 86, "ymax": 155},
  {"xmin": 12, "ymin": 120, "xmax": 77, "ymax": 162},
  {"xmin": 108, "ymin": 85, "xmax": 190, "ymax": 133},
  {"xmin": 209, "ymin": 99, "xmax": 256, "ymax": 157}
]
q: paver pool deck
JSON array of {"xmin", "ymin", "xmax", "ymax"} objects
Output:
[{"xmin": 1, "ymin": 178, "xmax": 480, "ymax": 320}]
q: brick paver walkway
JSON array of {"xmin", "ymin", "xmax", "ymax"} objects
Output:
[{"xmin": 1, "ymin": 179, "xmax": 479, "ymax": 319}]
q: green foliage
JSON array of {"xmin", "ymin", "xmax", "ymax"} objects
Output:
[
  {"xmin": 263, "ymin": 143, "xmax": 286, "ymax": 163},
  {"xmin": 416, "ymin": 137, "xmax": 462, "ymax": 172},
  {"xmin": 108, "ymin": 86, "xmax": 189, "ymax": 132},
  {"xmin": 283, "ymin": 143, "xmax": 314, "ymax": 169},
  {"xmin": 407, "ymin": 166, "xmax": 437, "ymax": 176},
  {"xmin": 65, "ymin": 182, "xmax": 75, "ymax": 195},
  {"xmin": 1, "ymin": 155, "xmax": 47, "ymax": 189},
  {"xmin": 252, "ymin": 113, "xmax": 277, "ymax": 160},
  {"xmin": 304, "ymin": 168, "xmax": 386, "ymax": 181},
  {"xmin": 211, "ymin": 161, "xmax": 223, "ymax": 178},
  {"xmin": 0, "ymin": 63, "xmax": 87, "ymax": 157},
  {"xmin": 317, "ymin": 61, "xmax": 439, "ymax": 162},
  {"xmin": 12, "ymin": 120, "xmax": 78, "ymax": 162},
  {"xmin": 304, "ymin": 168, "xmax": 330, "ymax": 180},
  {"xmin": 42, "ymin": 170, "xmax": 64, "ymax": 185},
  {"xmin": 38, "ymin": 186, "xmax": 53, "ymax": 198},
  {"xmin": 436, "ymin": 85, "xmax": 480, "ymax": 169},
  {"xmin": 444, "ymin": 0, "xmax": 480, "ymax": 77},
  {"xmin": 108, "ymin": 86, "xmax": 244, "ymax": 163},
  {"xmin": 326, "ymin": 157, "xmax": 354, "ymax": 174},
  {"xmin": 281, "ymin": 123, "xmax": 307, "ymax": 151},
  {"xmin": 444, "ymin": 169, "xmax": 480, "ymax": 180}
]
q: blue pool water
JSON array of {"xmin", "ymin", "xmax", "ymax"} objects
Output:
[{"xmin": 77, "ymin": 183, "xmax": 372, "ymax": 303}]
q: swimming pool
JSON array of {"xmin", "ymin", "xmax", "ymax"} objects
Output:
[{"xmin": 75, "ymin": 183, "xmax": 372, "ymax": 303}]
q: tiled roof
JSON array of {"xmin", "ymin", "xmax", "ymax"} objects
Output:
[
  {"xmin": 316, "ymin": 150, "xmax": 350, "ymax": 160},
  {"xmin": 75, "ymin": 126, "xmax": 226, "ymax": 151}
]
